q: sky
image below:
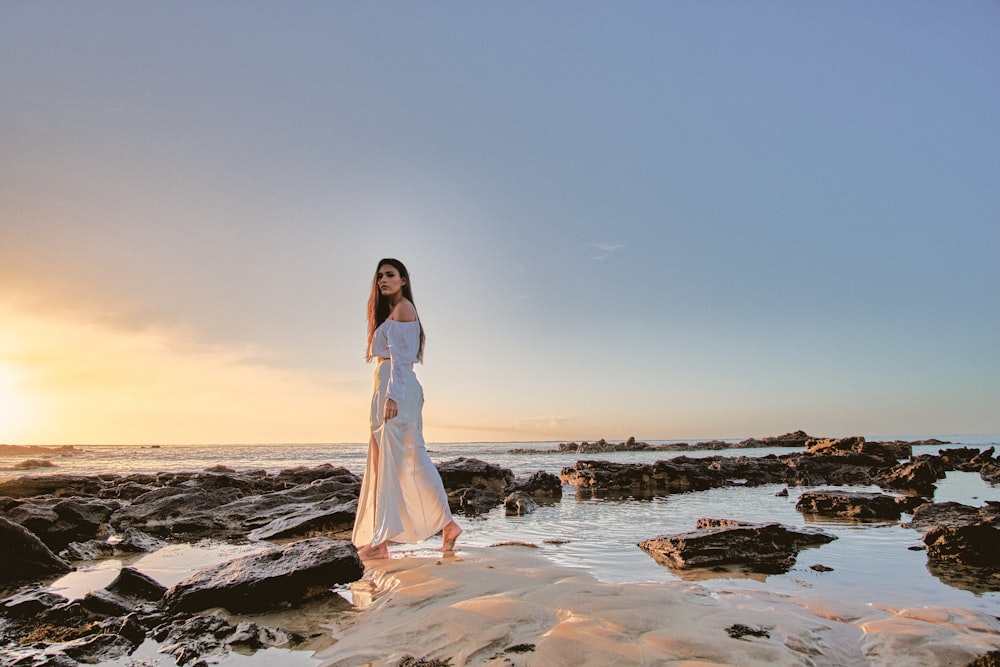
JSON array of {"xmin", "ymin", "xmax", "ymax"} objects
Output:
[{"xmin": 1, "ymin": 2, "xmax": 998, "ymax": 445}]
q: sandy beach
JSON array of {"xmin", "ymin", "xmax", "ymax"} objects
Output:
[{"xmin": 319, "ymin": 545, "xmax": 1000, "ymax": 667}]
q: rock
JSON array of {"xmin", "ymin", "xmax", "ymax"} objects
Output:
[
  {"xmin": 982, "ymin": 461, "xmax": 1000, "ymax": 485},
  {"xmin": 436, "ymin": 457, "xmax": 514, "ymax": 493},
  {"xmin": 248, "ymin": 498, "xmax": 357, "ymax": 540},
  {"xmin": 561, "ymin": 455, "xmax": 790, "ymax": 499},
  {"xmin": 110, "ymin": 487, "xmax": 239, "ymax": 536},
  {"xmin": 903, "ymin": 501, "xmax": 999, "ymax": 531},
  {"xmin": 153, "ymin": 612, "xmax": 301, "ymax": 665},
  {"xmin": 106, "ymin": 566, "xmax": 166, "ymax": 602},
  {"xmin": 638, "ymin": 519, "xmax": 837, "ymax": 574},
  {"xmin": 967, "ymin": 650, "xmax": 1000, "ymax": 667},
  {"xmin": 877, "ymin": 456, "xmax": 945, "ymax": 496},
  {"xmin": 939, "ymin": 446, "xmax": 994, "ymax": 471},
  {"xmin": 80, "ymin": 588, "xmax": 135, "ymax": 616},
  {"xmin": 795, "ymin": 490, "xmax": 904, "ymax": 520},
  {"xmin": 0, "ymin": 516, "xmax": 72, "ymax": 583},
  {"xmin": 0, "ymin": 474, "xmax": 110, "ymax": 499},
  {"xmin": 1, "ymin": 590, "xmax": 69, "ymax": 619},
  {"xmin": 805, "ymin": 436, "xmax": 911, "ymax": 461},
  {"xmin": 163, "ymin": 537, "xmax": 363, "ymax": 613},
  {"xmin": 504, "ymin": 470, "xmax": 562, "ymax": 499},
  {"xmin": 60, "ymin": 632, "xmax": 141, "ymax": 663},
  {"xmin": 504, "ymin": 491, "xmax": 539, "ymax": 516},
  {"xmin": 923, "ymin": 524, "xmax": 1000, "ymax": 569},
  {"xmin": 449, "ymin": 487, "xmax": 503, "ymax": 515},
  {"xmin": 737, "ymin": 430, "xmax": 812, "ymax": 448},
  {"xmin": 6, "ymin": 498, "xmax": 119, "ymax": 551}
]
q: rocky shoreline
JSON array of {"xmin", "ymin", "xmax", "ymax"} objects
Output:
[{"xmin": 1, "ymin": 434, "xmax": 999, "ymax": 665}]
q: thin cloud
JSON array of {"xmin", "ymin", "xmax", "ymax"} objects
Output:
[{"xmin": 591, "ymin": 243, "xmax": 625, "ymax": 260}]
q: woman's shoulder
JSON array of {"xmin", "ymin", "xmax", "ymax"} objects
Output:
[{"xmin": 387, "ymin": 300, "xmax": 418, "ymax": 323}]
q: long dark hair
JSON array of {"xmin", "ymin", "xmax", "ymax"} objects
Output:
[{"xmin": 366, "ymin": 258, "xmax": 425, "ymax": 362}]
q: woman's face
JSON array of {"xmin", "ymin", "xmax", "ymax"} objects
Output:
[{"xmin": 377, "ymin": 264, "xmax": 406, "ymax": 300}]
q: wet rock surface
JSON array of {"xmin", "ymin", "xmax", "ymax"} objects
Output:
[
  {"xmin": 164, "ymin": 536, "xmax": 363, "ymax": 613},
  {"xmin": 795, "ymin": 490, "xmax": 907, "ymax": 520},
  {"xmin": 638, "ymin": 519, "xmax": 838, "ymax": 573}
]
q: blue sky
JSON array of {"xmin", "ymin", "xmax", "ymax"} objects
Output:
[{"xmin": 1, "ymin": 2, "xmax": 998, "ymax": 444}]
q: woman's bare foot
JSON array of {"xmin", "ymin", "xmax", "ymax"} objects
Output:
[
  {"xmin": 440, "ymin": 521, "xmax": 462, "ymax": 553},
  {"xmin": 357, "ymin": 542, "xmax": 390, "ymax": 560}
]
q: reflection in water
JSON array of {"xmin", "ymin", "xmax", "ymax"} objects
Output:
[{"xmin": 925, "ymin": 560, "xmax": 1000, "ymax": 595}]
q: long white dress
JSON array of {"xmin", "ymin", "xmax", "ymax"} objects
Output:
[{"xmin": 351, "ymin": 319, "xmax": 453, "ymax": 549}]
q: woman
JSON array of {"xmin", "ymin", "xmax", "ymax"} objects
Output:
[{"xmin": 352, "ymin": 258, "xmax": 462, "ymax": 560}]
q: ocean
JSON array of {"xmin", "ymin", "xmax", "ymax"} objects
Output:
[{"xmin": 3, "ymin": 436, "xmax": 1000, "ymax": 665}]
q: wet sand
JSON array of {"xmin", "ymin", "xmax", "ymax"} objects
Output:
[{"xmin": 318, "ymin": 545, "xmax": 1000, "ymax": 667}]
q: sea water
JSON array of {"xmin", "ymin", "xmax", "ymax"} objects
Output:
[{"xmin": 3, "ymin": 435, "xmax": 1000, "ymax": 660}]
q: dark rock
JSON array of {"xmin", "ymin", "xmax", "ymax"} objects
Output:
[
  {"xmin": 504, "ymin": 491, "xmax": 539, "ymax": 516},
  {"xmin": 726, "ymin": 623, "xmax": 770, "ymax": 639},
  {"xmin": 436, "ymin": 458, "xmax": 514, "ymax": 493},
  {"xmin": 504, "ymin": 470, "xmax": 562, "ymax": 499},
  {"xmin": 638, "ymin": 519, "xmax": 837, "ymax": 574},
  {"xmin": 877, "ymin": 456, "xmax": 945, "ymax": 496},
  {"xmin": 1, "ymin": 590, "xmax": 68, "ymax": 619},
  {"xmin": 449, "ymin": 487, "xmax": 502, "ymax": 515},
  {"xmin": 903, "ymin": 501, "xmax": 1000, "ymax": 531},
  {"xmin": 966, "ymin": 650, "xmax": 1000, "ymax": 667},
  {"xmin": 154, "ymin": 611, "xmax": 300, "ymax": 665},
  {"xmin": 106, "ymin": 566, "xmax": 166, "ymax": 602},
  {"xmin": 923, "ymin": 524, "xmax": 1000, "ymax": 568},
  {"xmin": 737, "ymin": 430, "xmax": 812, "ymax": 449},
  {"xmin": 163, "ymin": 537, "xmax": 363, "ymax": 613},
  {"xmin": 7, "ymin": 498, "xmax": 118, "ymax": 551},
  {"xmin": 60, "ymin": 632, "xmax": 141, "ymax": 663},
  {"xmin": 806, "ymin": 436, "xmax": 911, "ymax": 462},
  {"xmin": 272, "ymin": 463, "xmax": 358, "ymax": 487},
  {"xmin": 80, "ymin": 588, "xmax": 134, "ymax": 616},
  {"xmin": 809, "ymin": 564, "xmax": 834, "ymax": 572},
  {"xmin": 61, "ymin": 539, "xmax": 115, "ymax": 561},
  {"xmin": 940, "ymin": 446, "xmax": 994, "ymax": 472},
  {"xmin": 795, "ymin": 490, "xmax": 903, "ymax": 520},
  {"xmin": 562, "ymin": 455, "xmax": 790, "ymax": 499},
  {"xmin": 775, "ymin": 488, "xmax": 789, "ymax": 497},
  {"xmin": 0, "ymin": 474, "xmax": 109, "ymax": 499},
  {"xmin": 981, "ymin": 461, "xmax": 1000, "ymax": 485},
  {"xmin": 0, "ymin": 516, "xmax": 72, "ymax": 583},
  {"xmin": 110, "ymin": 487, "xmax": 243, "ymax": 537},
  {"xmin": 248, "ymin": 498, "xmax": 358, "ymax": 540}
]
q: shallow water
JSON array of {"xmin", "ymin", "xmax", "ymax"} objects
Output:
[{"xmin": 3, "ymin": 436, "xmax": 998, "ymax": 665}]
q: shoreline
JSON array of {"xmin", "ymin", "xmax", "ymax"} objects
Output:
[{"xmin": 319, "ymin": 545, "xmax": 1000, "ymax": 667}]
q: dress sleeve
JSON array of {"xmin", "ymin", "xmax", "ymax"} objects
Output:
[{"xmin": 386, "ymin": 321, "xmax": 419, "ymax": 402}]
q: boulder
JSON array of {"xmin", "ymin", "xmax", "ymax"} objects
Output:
[
  {"xmin": 638, "ymin": 519, "xmax": 837, "ymax": 574},
  {"xmin": 152, "ymin": 612, "xmax": 301, "ymax": 665},
  {"xmin": 436, "ymin": 457, "xmax": 514, "ymax": 493},
  {"xmin": 0, "ymin": 516, "xmax": 72, "ymax": 583},
  {"xmin": 106, "ymin": 566, "xmax": 166, "ymax": 602},
  {"xmin": 924, "ymin": 524, "xmax": 1000, "ymax": 569},
  {"xmin": 163, "ymin": 537, "xmax": 363, "ymax": 613},
  {"xmin": 878, "ymin": 456, "xmax": 946, "ymax": 496},
  {"xmin": 903, "ymin": 501, "xmax": 999, "ymax": 531},
  {"xmin": 248, "ymin": 498, "xmax": 357, "ymax": 540},
  {"xmin": 504, "ymin": 470, "xmax": 562, "ymax": 499},
  {"xmin": 737, "ymin": 430, "xmax": 813, "ymax": 448},
  {"xmin": 448, "ymin": 487, "xmax": 503, "ymax": 516},
  {"xmin": 5, "ymin": 498, "xmax": 119, "ymax": 551},
  {"xmin": 0, "ymin": 474, "xmax": 110, "ymax": 499},
  {"xmin": 795, "ymin": 490, "xmax": 904, "ymax": 520},
  {"xmin": 1, "ymin": 590, "xmax": 69, "ymax": 620},
  {"xmin": 504, "ymin": 491, "xmax": 539, "ymax": 516}
]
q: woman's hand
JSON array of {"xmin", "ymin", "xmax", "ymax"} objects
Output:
[{"xmin": 384, "ymin": 398, "xmax": 399, "ymax": 421}]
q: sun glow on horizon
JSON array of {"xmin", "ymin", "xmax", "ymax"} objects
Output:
[
  {"xmin": 0, "ymin": 298, "xmax": 366, "ymax": 445},
  {"xmin": 0, "ymin": 363, "xmax": 32, "ymax": 443}
]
